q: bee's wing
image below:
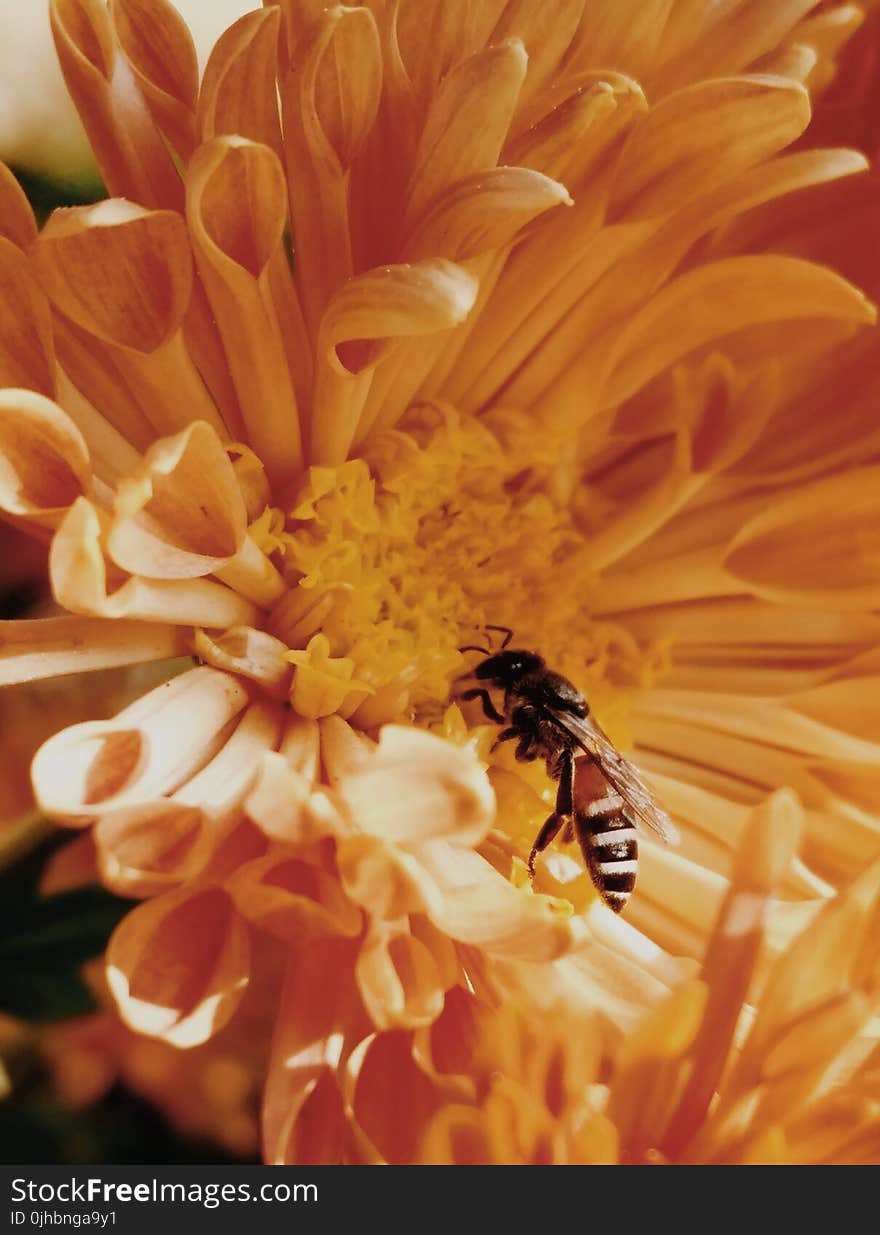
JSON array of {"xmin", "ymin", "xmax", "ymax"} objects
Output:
[{"xmin": 554, "ymin": 710, "xmax": 680, "ymax": 845}]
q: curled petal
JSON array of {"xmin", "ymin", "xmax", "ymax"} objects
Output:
[
  {"xmin": 244, "ymin": 713, "xmax": 325, "ymax": 844},
  {"xmin": 304, "ymin": 5, "xmax": 382, "ymax": 170},
  {"xmin": 352, "ymin": 1030, "xmax": 455, "ymax": 1166},
  {"xmin": 214, "ymin": 535, "xmax": 286, "ymax": 609},
  {"xmin": 404, "ymin": 166, "xmax": 572, "ymax": 263},
  {"xmin": 505, "ymin": 72, "xmax": 647, "ymax": 186},
  {"xmin": 106, "ymin": 886, "xmax": 250, "ymax": 1047},
  {"xmin": 336, "ymin": 726, "xmax": 494, "ymax": 847},
  {"xmin": 318, "ymin": 714, "xmax": 374, "ymax": 783},
  {"xmin": 227, "ymin": 444, "xmax": 271, "ymax": 522},
  {"xmin": 194, "ymin": 626, "xmax": 292, "ymax": 698},
  {"xmin": 246, "ymin": 759, "xmax": 344, "ymax": 847},
  {"xmin": 173, "ymin": 697, "xmax": 284, "ymax": 814},
  {"xmin": 31, "ymin": 200, "xmax": 193, "ymax": 354},
  {"xmin": 99, "ymin": 696, "xmax": 286, "ymax": 891},
  {"xmin": 39, "ymin": 832, "xmax": 99, "ymax": 895},
  {"xmin": 50, "ymin": 498, "xmax": 258, "ymax": 627},
  {"xmin": 107, "ymin": 421, "xmax": 247, "ymax": 579},
  {"xmin": 280, "ymin": 6, "xmax": 382, "ymax": 337},
  {"xmin": 279, "ymin": 713, "xmax": 322, "ymax": 782},
  {"xmin": 393, "ymin": 0, "xmax": 492, "ymax": 103},
  {"xmin": 338, "ymin": 834, "xmax": 442, "ymax": 921},
  {"xmin": 321, "ymin": 259, "xmax": 478, "ymax": 381},
  {"xmin": 0, "ymin": 389, "xmax": 91, "ymax": 526},
  {"xmin": 356, "ymin": 922, "xmax": 447, "ymax": 1031},
  {"xmin": 50, "ymin": 0, "xmax": 182, "ymax": 208},
  {"xmin": 405, "ymin": 39, "xmax": 528, "ymax": 227},
  {"xmin": 226, "ymin": 852, "xmax": 362, "ymax": 943},
  {"xmin": 110, "ymin": 0, "xmax": 199, "ymax": 158},
  {"xmin": 316, "ymin": 264, "xmax": 479, "ymax": 452},
  {"xmin": 490, "ymin": 0, "xmax": 586, "ymax": 113},
  {"xmin": 198, "ymin": 8, "xmax": 283, "ymax": 156},
  {"xmin": 96, "ymin": 800, "xmax": 206, "ymax": 896},
  {"xmin": 186, "ymin": 137, "xmax": 303, "ymax": 487},
  {"xmin": 32, "ymin": 666, "xmax": 250, "ymax": 823},
  {"xmin": 418, "ymin": 842, "xmax": 589, "ymax": 961}
]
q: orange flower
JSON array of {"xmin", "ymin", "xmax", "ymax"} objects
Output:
[{"xmin": 0, "ymin": 0, "xmax": 878, "ymax": 1163}]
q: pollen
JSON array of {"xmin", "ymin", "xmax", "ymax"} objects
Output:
[{"xmin": 263, "ymin": 403, "xmax": 658, "ymax": 731}]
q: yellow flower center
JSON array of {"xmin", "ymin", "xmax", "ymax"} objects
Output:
[{"xmin": 249, "ymin": 402, "xmax": 669, "ymax": 737}]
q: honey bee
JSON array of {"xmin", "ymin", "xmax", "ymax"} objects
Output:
[{"xmin": 459, "ymin": 627, "xmax": 678, "ymax": 913}]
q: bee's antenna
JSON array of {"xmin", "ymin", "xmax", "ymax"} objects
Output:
[
  {"xmin": 459, "ymin": 644, "xmax": 491, "ymax": 656},
  {"xmin": 484, "ymin": 624, "xmax": 513, "ymax": 649}
]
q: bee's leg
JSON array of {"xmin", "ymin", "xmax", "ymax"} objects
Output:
[
  {"xmin": 528, "ymin": 813, "xmax": 565, "ymax": 876},
  {"xmin": 490, "ymin": 726, "xmax": 519, "ymax": 753},
  {"xmin": 458, "ymin": 687, "xmax": 505, "ymax": 724},
  {"xmin": 528, "ymin": 748, "xmax": 575, "ymax": 876},
  {"xmin": 484, "ymin": 624, "xmax": 513, "ymax": 650}
]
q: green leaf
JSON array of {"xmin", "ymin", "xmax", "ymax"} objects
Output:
[{"xmin": 0, "ymin": 841, "xmax": 130, "ymax": 1019}]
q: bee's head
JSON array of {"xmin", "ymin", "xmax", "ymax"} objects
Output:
[{"xmin": 473, "ymin": 649, "xmax": 544, "ymax": 686}]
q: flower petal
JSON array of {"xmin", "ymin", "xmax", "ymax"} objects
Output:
[
  {"xmin": 106, "ymin": 885, "xmax": 250, "ymax": 1047},
  {"xmin": 0, "ymin": 238, "xmax": 56, "ymax": 398},
  {"xmin": 660, "ymin": 789, "xmax": 804, "ymax": 1157},
  {"xmin": 31, "ymin": 200, "xmax": 192, "ymax": 354},
  {"xmin": 418, "ymin": 841, "xmax": 588, "ymax": 961},
  {"xmin": 312, "ymin": 258, "xmax": 477, "ymax": 464},
  {"xmin": 32, "ymin": 665, "xmax": 250, "ymax": 822},
  {"xmin": 612, "ymin": 75, "xmax": 811, "ymax": 220},
  {"xmin": 336, "ymin": 725, "xmax": 494, "ymax": 847},
  {"xmin": 194, "ymin": 626, "xmax": 292, "ymax": 699},
  {"xmin": 405, "ymin": 39, "xmax": 527, "ymax": 227},
  {"xmin": 96, "ymin": 800, "xmax": 205, "ymax": 896},
  {"xmin": 109, "ymin": 0, "xmax": 199, "ymax": 159},
  {"xmin": 0, "ymin": 388, "xmax": 91, "ymax": 526},
  {"xmin": 320, "ymin": 259, "xmax": 480, "ymax": 380},
  {"xmin": 31, "ymin": 199, "xmax": 225, "ymax": 439},
  {"xmin": 0, "ymin": 163, "xmax": 38, "ymax": 250},
  {"xmin": 599, "ymin": 255, "xmax": 876, "ymax": 412},
  {"xmin": 186, "ymin": 137, "xmax": 303, "ymax": 486},
  {"xmin": 724, "ymin": 466, "xmax": 880, "ymax": 607},
  {"xmin": 356, "ymin": 921, "xmax": 447, "ymax": 1031},
  {"xmin": 50, "ymin": 497, "xmax": 259, "ymax": 627},
  {"xmin": 198, "ymin": 8, "xmax": 283, "ymax": 157},
  {"xmin": 352, "ymin": 1029, "xmax": 453, "ymax": 1165},
  {"xmin": 227, "ymin": 851, "xmax": 362, "ymax": 944},
  {"xmin": 50, "ymin": 0, "xmax": 183, "ymax": 209},
  {"xmin": 107, "ymin": 421, "xmax": 247, "ymax": 579},
  {"xmin": 262, "ymin": 939, "xmax": 363, "ymax": 1164},
  {"xmin": 0, "ymin": 615, "xmax": 188, "ymax": 685},
  {"xmin": 281, "ymin": 5, "xmax": 382, "ymax": 334},
  {"xmin": 404, "ymin": 166, "xmax": 572, "ymax": 262}
]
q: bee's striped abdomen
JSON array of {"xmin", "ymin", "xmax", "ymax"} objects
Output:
[{"xmin": 575, "ymin": 793, "xmax": 638, "ymax": 914}]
